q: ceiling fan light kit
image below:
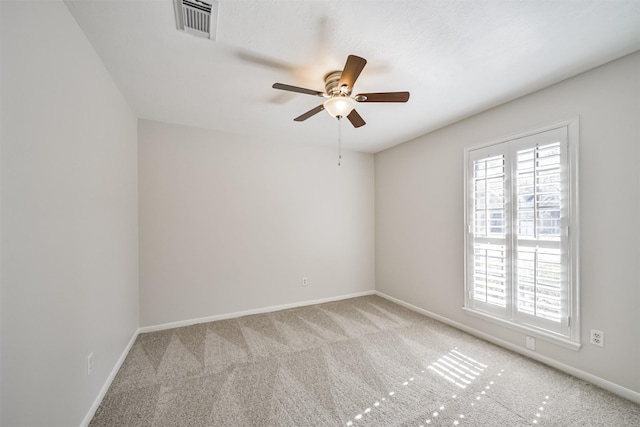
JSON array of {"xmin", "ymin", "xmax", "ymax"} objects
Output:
[
  {"xmin": 272, "ymin": 55, "xmax": 410, "ymax": 128},
  {"xmin": 323, "ymin": 96, "xmax": 355, "ymax": 118}
]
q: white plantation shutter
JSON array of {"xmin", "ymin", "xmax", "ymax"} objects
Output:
[
  {"xmin": 469, "ymin": 151, "xmax": 509, "ymax": 316},
  {"xmin": 465, "ymin": 123, "xmax": 578, "ymax": 344},
  {"xmin": 511, "ymin": 129, "xmax": 568, "ymax": 334}
]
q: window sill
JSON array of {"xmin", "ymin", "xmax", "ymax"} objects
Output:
[{"xmin": 462, "ymin": 307, "xmax": 582, "ymax": 351}]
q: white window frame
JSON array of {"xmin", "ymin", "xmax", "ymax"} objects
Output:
[{"xmin": 463, "ymin": 118, "xmax": 580, "ymax": 350}]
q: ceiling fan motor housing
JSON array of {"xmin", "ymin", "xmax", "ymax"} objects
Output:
[{"xmin": 324, "ymin": 71, "xmax": 349, "ymax": 96}]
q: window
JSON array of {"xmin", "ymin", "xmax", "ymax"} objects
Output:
[{"xmin": 463, "ymin": 120, "xmax": 579, "ymax": 349}]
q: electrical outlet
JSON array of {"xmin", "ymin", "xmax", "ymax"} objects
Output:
[
  {"xmin": 525, "ymin": 336, "xmax": 536, "ymax": 351},
  {"xmin": 301, "ymin": 277, "xmax": 308, "ymax": 287},
  {"xmin": 87, "ymin": 352, "xmax": 94, "ymax": 375},
  {"xmin": 590, "ymin": 329, "xmax": 604, "ymax": 347}
]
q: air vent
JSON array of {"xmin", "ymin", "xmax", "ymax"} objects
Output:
[{"xmin": 174, "ymin": 0, "xmax": 218, "ymax": 40}]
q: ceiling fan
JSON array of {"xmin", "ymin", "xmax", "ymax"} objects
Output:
[{"xmin": 272, "ymin": 55, "xmax": 410, "ymax": 128}]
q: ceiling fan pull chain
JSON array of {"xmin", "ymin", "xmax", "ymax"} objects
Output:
[{"xmin": 337, "ymin": 117, "xmax": 342, "ymax": 166}]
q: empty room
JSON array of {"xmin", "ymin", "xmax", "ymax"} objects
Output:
[{"xmin": 1, "ymin": 0, "xmax": 640, "ymax": 426}]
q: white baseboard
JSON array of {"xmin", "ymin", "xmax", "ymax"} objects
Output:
[
  {"xmin": 138, "ymin": 290, "xmax": 376, "ymax": 334},
  {"xmin": 80, "ymin": 329, "xmax": 139, "ymax": 427},
  {"xmin": 375, "ymin": 291, "xmax": 640, "ymax": 405}
]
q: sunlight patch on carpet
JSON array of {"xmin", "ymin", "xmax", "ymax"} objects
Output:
[{"xmin": 428, "ymin": 348, "xmax": 486, "ymax": 389}]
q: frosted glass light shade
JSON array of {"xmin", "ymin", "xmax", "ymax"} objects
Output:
[{"xmin": 323, "ymin": 96, "xmax": 355, "ymax": 118}]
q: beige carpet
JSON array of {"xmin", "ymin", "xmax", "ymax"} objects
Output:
[{"xmin": 90, "ymin": 295, "xmax": 640, "ymax": 426}]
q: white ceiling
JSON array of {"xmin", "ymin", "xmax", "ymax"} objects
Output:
[{"xmin": 65, "ymin": 0, "xmax": 640, "ymax": 153}]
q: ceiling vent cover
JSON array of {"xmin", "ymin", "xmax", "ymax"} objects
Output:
[{"xmin": 174, "ymin": 0, "xmax": 218, "ymax": 40}]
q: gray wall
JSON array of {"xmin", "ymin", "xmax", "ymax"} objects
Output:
[
  {"xmin": 375, "ymin": 52, "xmax": 640, "ymax": 394},
  {"xmin": 138, "ymin": 120, "xmax": 375, "ymax": 327},
  {"xmin": 1, "ymin": 2, "xmax": 139, "ymax": 425}
]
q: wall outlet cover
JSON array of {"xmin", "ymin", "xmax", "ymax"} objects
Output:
[
  {"xmin": 525, "ymin": 336, "xmax": 536, "ymax": 351},
  {"xmin": 590, "ymin": 329, "xmax": 604, "ymax": 347},
  {"xmin": 87, "ymin": 352, "xmax": 94, "ymax": 375}
]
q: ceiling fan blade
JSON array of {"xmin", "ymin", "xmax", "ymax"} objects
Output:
[
  {"xmin": 346, "ymin": 109, "xmax": 366, "ymax": 128},
  {"xmin": 237, "ymin": 51, "xmax": 296, "ymax": 72},
  {"xmin": 294, "ymin": 104, "xmax": 325, "ymax": 121},
  {"xmin": 339, "ymin": 55, "xmax": 367, "ymax": 91},
  {"xmin": 273, "ymin": 83, "xmax": 325, "ymax": 97},
  {"xmin": 355, "ymin": 92, "xmax": 410, "ymax": 102}
]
